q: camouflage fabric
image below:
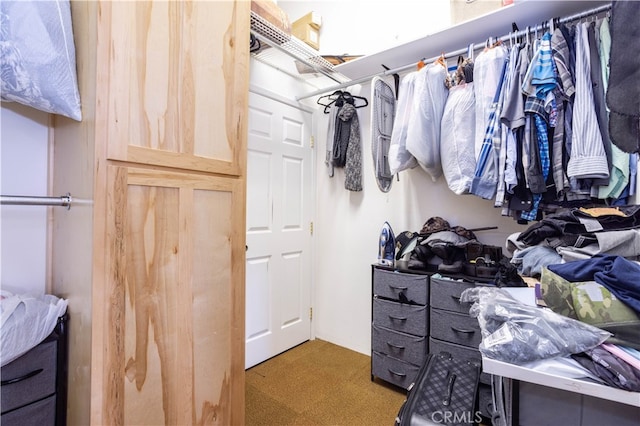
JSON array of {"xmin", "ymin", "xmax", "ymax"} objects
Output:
[
  {"xmin": 571, "ymin": 282, "xmax": 640, "ymax": 325},
  {"xmin": 540, "ymin": 267, "xmax": 578, "ymax": 319},
  {"xmin": 419, "ymin": 217, "xmax": 450, "ymax": 236}
]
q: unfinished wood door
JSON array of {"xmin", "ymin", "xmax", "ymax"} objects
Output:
[
  {"xmin": 94, "ymin": 165, "xmax": 245, "ymax": 425},
  {"xmin": 99, "ymin": 1, "xmax": 250, "ymax": 176}
]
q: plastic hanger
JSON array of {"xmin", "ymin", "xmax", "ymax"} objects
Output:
[
  {"xmin": 317, "ymin": 90, "xmax": 368, "ymax": 114},
  {"xmin": 317, "ymin": 90, "xmax": 342, "ymax": 107},
  {"xmin": 317, "ymin": 90, "xmax": 343, "ymax": 113},
  {"xmin": 381, "ymin": 64, "xmax": 400, "ymax": 100},
  {"xmin": 342, "ymin": 91, "xmax": 368, "ymax": 109},
  {"xmin": 250, "ymin": 34, "xmax": 261, "ymax": 53}
]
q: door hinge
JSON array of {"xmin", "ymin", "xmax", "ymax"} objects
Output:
[
  {"xmin": 310, "ymin": 307, "xmax": 313, "ymax": 320},
  {"xmin": 310, "ymin": 221, "xmax": 314, "ymax": 235},
  {"xmin": 310, "ymin": 136, "xmax": 315, "ymax": 148}
]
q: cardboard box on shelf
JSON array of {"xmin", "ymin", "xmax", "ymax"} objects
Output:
[
  {"xmin": 292, "ymin": 22, "xmax": 320, "ymax": 50},
  {"xmin": 293, "ymin": 11, "xmax": 322, "ymax": 29},
  {"xmin": 251, "ymin": 0, "xmax": 291, "ymax": 34}
]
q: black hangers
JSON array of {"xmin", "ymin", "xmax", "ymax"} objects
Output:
[
  {"xmin": 317, "ymin": 90, "xmax": 342, "ymax": 107},
  {"xmin": 342, "ymin": 92, "xmax": 368, "ymax": 108},
  {"xmin": 316, "ymin": 90, "xmax": 368, "ymax": 114},
  {"xmin": 250, "ymin": 34, "xmax": 261, "ymax": 53}
]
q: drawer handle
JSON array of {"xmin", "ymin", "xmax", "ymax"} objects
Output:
[
  {"xmin": 389, "ymin": 285, "xmax": 408, "ymax": 291},
  {"xmin": 451, "ymin": 327, "xmax": 475, "ymax": 334},
  {"xmin": 388, "ymin": 368, "xmax": 407, "ymax": 377},
  {"xmin": 450, "ymin": 295, "xmax": 461, "ymax": 302},
  {"xmin": 388, "ymin": 315, "xmax": 407, "ymax": 321},
  {"xmin": 1, "ymin": 368, "xmax": 43, "ymax": 386},
  {"xmin": 386, "ymin": 342, "xmax": 406, "ymax": 350}
]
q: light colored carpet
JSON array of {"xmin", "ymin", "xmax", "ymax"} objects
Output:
[{"xmin": 245, "ymin": 339, "xmax": 407, "ymax": 425}]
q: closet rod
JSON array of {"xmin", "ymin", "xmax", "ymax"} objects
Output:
[
  {"xmin": 296, "ymin": 2, "xmax": 611, "ymax": 101},
  {"xmin": 1, "ymin": 194, "xmax": 73, "ymax": 208}
]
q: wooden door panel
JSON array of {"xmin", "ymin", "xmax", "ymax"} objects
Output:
[
  {"xmin": 101, "ymin": 165, "xmax": 245, "ymax": 425},
  {"xmin": 101, "ymin": 1, "xmax": 250, "ymax": 175}
]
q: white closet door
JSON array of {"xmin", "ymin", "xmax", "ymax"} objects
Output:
[{"xmin": 245, "ymin": 91, "xmax": 313, "ymax": 368}]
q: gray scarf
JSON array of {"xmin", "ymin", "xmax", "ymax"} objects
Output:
[{"xmin": 333, "ymin": 103, "xmax": 362, "ymax": 191}]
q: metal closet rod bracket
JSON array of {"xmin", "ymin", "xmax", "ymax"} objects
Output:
[{"xmin": 0, "ymin": 193, "xmax": 73, "ymax": 210}]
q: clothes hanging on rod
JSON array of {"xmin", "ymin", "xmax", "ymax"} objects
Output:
[
  {"xmin": 296, "ymin": 3, "xmax": 612, "ymax": 101},
  {"xmin": 388, "ymin": 72, "xmax": 419, "ymax": 175},
  {"xmin": 441, "ymin": 56, "xmax": 476, "ymax": 195},
  {"xmin": 384, "ymin": 2, "xmax": 637, "ymax": 224},
  {"xmin": 606, "ymin": 1, "xmax": 640, "ymax": 154},
  {"xmin": 405, "ymin": 60, "xmax": 449, "ymax": 182},
  {"xmin": 324, "ymin": 96, "xmax": 364, "ymax": 192}
]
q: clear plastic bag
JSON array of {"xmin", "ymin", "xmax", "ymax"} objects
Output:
[
  {"xmin": 388, "ymin": 72, "xmax": 419, "ymax": 174},
  {"xmin": 460, "ymin": 287, "xmax": 611, "ymax": 364},
  {"xmin": 0, "ymin": 0, "xmax": 82, "ymax": 120}
]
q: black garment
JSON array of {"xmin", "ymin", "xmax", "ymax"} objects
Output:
[
  {"xmin": 493, "ymin": 258, "xmax": 527, "ymax": 287},
  {"xmin": 517, "ymin": 205, "xmax": 640, "ymax": 246},
  {"xmin": 572, "ymin": 204, "xmax": 640, "ymax": 231},
  {"xmin": 517, "ymin": 209, "xmax": 587, "ymax": 246},
  {"xmin": 526, "ymin": 115, "xmax": 547, "ymax": 194},
  {"xmin": 607, "ymin": 1, "xmax": 640, "ymax": 153},
  {"xmin": 508, "ymin": 127, "xmax": 534, "ymax": 215},
  {"xmin": 572, "ymin": 346, "xmax": 640, "ymax": 391},
  {"xmin": 587, "ymin": 23, "xmax": 612, "ymax": 186},
  {"xmin": 559, "ymin": 24, "xmax": 576, "ymax": 165}
]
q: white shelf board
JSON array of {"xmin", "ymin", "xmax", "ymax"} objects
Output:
[
  {"xmin": 483, "ymin": 357, "xmax": 640, "ymax": 408},
  {"xmin": 335, "ymin": 0, "xmax": 611, "ymax": 81}
]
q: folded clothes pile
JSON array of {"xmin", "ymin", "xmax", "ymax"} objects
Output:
[{"xmin": 394, "ymin": 216, "xmax": 525, "ymax": 286}]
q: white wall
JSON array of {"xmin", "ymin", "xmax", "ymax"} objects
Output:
[
  {"xmin": 277, "ymin": 0, "xmax": 526, "ymax": 356},
  {"xmin": 278, "ymin": 0, "xmax": 451, "ymax": 56},
  {"xmin": 311, "ymin": 77, "xmax": 527, "ymax": 355},
  {"xmin": 0, "ymin": 103, "xmax": 50, "ymax": 295}
]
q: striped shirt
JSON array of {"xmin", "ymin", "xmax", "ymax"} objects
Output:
[
  {"xmin": 551, "ymin": 28, "xmax": 575, "ymax": 99},
  {"xmin": 567, "ymin": 23, "xmax": 609, "ymax": 180}
]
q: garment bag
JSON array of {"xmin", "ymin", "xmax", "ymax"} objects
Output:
[{"xmin": 406, "ymin": 61, "xmax": 449, "ymax": 181}]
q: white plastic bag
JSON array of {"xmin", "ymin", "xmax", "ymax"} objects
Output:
[
  {"xmin": 0, "ymin": 0, "xmax": 82, "ymax": 120},
  {"xmin": 406, "ymin": 62, "xmax": 449, "ymax": 181},
  {"xmin": 388, "ymin": 72, "xmax": 418, "ymax": 174},
  {"xmin": 440, "ymin": 82, "xmax": 476, "ymax": 194},
  {"xmin": 1, "ymin": 291, "xmax": 68, "ymax": 366}
]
